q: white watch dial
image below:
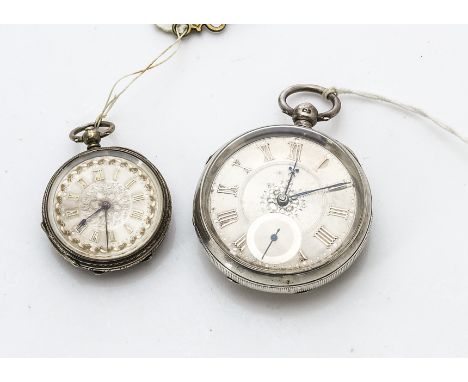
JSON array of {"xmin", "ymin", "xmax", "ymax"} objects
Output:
[
  {"xmin": 47, "ymin": 151, "xmax": 165, "ymax": 260},
  {"xmin": 246, "ymin": 213, "xmax": 302, "ymax": 264},
  {"xmin": 208, "ymin": 135, "xmax": 357, "ymax": 274}
]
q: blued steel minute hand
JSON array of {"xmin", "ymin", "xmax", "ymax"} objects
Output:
[
  {"xmin": 284, "ymin": 158, "xmax": 299, "ymax": 196},
  {"xmin": 289, "ymin": 181, "xmax": 352, "ymax": 199}
]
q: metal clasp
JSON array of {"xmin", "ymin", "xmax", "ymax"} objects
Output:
[
  {"xmin": 278, "ymin": 84, "xmax": 341, "ymax": 128},
  {"xmin": 172, "ymin": 24, "xmax": 226, "ymax": 37},
  {"xmin": 69, "ymin": 121, "xmax": 115, "ymax": 150}
]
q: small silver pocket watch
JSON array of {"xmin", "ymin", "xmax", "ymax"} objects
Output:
[
  {"xmin": 42, "ymin": 122, "xmax": 171, "ymax": 273},
  {"xmin": 193, "ymin": 85, "xmax": 372, "ymax": 293}
]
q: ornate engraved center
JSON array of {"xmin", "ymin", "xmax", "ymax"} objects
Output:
[
  {"xmin": 79, "ymin": 182, "xmax": 131, "ymax": 229},
  {"xmin": 260, "ymin": 180, "xmax": 306, "ymax": 217}
]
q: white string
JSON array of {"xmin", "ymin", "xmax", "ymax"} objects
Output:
[
  {"xmin": 323, "ymin": 87, "xmax": 468, "ymax": 145},
  {"xmin": 93, "ymin": 32, "xmax": 183, "ymax": 128}
]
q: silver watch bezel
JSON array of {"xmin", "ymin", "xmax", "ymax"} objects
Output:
[
  {"xmin": 42, "ymin": 146, "xmax": 172, "ymax": 273},
  {"xmin": 193, "ymin": 125, "xmax": 372, "ymax": 293}
]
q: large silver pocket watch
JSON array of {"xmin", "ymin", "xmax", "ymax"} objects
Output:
[
  {"xmin": 42, "ymin": 122, "xmax": 171, "ymax": 273},
  {"xmin": 193, "ymin": 85, "xmax": 372, "ymax": 293}
]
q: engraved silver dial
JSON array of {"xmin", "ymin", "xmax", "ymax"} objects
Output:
[
  {"xmin": 209, "ymin": 135, "xmax": 356, "ymax": 274},
  {"xmin": 194, "ymin": 125, "xmax": 372, "ymax": 293},
  {"xmin": 43, "ymin": 147, "xmax": 171, "ymax": 272}
]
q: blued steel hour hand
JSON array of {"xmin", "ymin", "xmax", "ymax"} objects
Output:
[
  {"xmin": 284, "ymin": 158, "xmax": 299, "ymax": 195},
  {"xmin": 277, "ymin": 158, "xmax": 299, "ymax": 206},
  {"xmin": 289, "ymin": 181, "xmax": 352, "ymax": 200},
  {"xmin": 76, "ymin": 200, "xmax": 111, "ymax": 231}
]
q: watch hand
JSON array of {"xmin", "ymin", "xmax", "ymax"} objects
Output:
[
  {"xmin": 284, "ymin": 158, "xmax": 299, "ymax": 195},
  {"xmin": 76, "ymin": 200, "xmax": 111, "ymax": 231},
  {"xmin": 76, "ymin": 206, "xmax": 104, "ymax": 231},
  {"xmin": 104, "ymin": 208, "xmax": 109, "ymax": 252},
  {"xmin": 290, "ymin": 181, "xmax": 352, "ymax": 199},
  {"xmin": 278, "ymin": 159, "xmax": 299, "ymax": 206},
  {"xmin": 262, "ymin": 228, "xmax": 280, "ymax": 259}
]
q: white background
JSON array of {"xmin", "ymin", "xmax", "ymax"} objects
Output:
[{"xmin": 1, "ymin": 25, "xmax": 467, "ymax": 357}]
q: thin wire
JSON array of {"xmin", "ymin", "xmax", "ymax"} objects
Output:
[
  {"xmin": 93, "ymin": 32, "xmax": 184, "ymax": 128},
  {"xmin": 323, "ymin": 87, "xmax": 468, "ymax": 145}
]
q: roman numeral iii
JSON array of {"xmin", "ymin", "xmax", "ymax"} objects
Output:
[
  {"xmin": 314, "ymin": 226, "xmax": 338, "ymax": 247},
  {"xmin": 132, "ymin": 193, "xmax": 145, "ymax": 202},
  {"xmin": 328, "ymin": 206, "xmax": 349, "ymax": 218},
  {"xmin": 130, "ymin": 210, "xmax": 144, "ymax": 220},
  {"xmin": 65, "ymin": 209, "xmax": 79, "ymax": 219}
]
